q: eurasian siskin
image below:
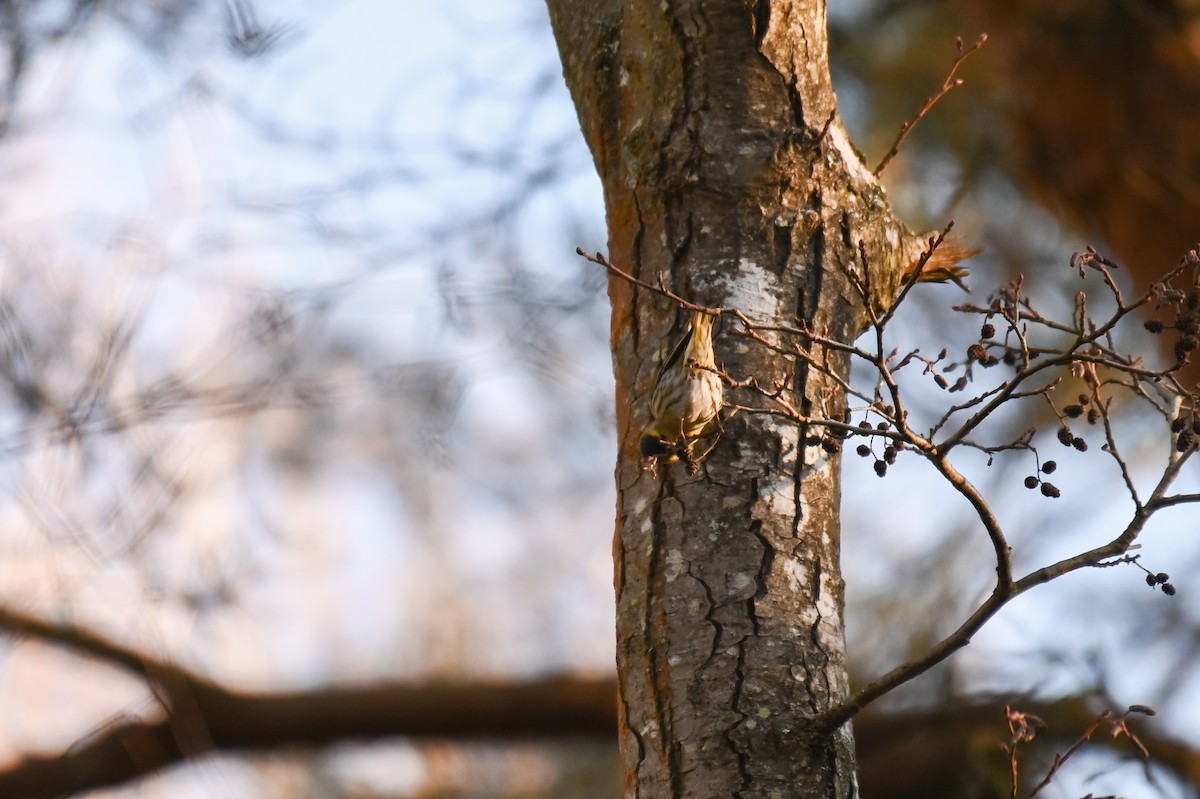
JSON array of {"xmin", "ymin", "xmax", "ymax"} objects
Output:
[{"xmin": 640, "ymin": 310, "xmax": 724, "ymax": 462}]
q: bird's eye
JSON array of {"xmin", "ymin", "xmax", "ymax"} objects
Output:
[{"xmin": 640, "ymin": 434, "xmax": 671, "ymax": 458}]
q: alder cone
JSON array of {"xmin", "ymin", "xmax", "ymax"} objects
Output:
[{"xmin": 962, "ymin": 0, "xmax": 1200, "ymax": 383}]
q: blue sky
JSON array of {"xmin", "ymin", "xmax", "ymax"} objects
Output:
[{"xmin": 0, "ymin": 2, "xmax": 1196, "ymax": 796}]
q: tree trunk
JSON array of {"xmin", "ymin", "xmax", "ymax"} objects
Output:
[{"xmin": 546, "ymin": 1, "xmax": 917, "ymax": 795}]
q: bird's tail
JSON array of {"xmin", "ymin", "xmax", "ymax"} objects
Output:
[
  {"xmin": 904, "ymin": 241, "xmax": 981, "ymax": 289},
  {"xmin": 687, "ymin": 310, "xmax": 716, "ymax": 369}
]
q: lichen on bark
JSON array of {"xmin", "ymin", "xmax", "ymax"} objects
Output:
[{"xmin": 546, "ymin": 1, "xmax": 922, "ymax": 795}]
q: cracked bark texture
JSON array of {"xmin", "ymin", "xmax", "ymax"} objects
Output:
[{"xmin": 546, "ymin": 1, "xmax": 915, "ymax": 796}]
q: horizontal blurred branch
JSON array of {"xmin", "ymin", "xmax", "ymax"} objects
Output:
[
  {"xmin": 5, "ymin": 597, "xmax": 1200, "ymax": 799},
  {"xmin": 0, "ymin": 604, "xmax": 616, "ymax": 796}
]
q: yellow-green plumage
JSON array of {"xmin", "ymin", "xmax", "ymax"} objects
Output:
[{"xmin": 640, "ymin": 310, "xmax": 724, "ymax": 459}]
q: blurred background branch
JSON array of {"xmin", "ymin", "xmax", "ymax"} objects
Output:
[{"xmin": 0, "ymin": 0, "xmax": 1193, "ymax": 797}]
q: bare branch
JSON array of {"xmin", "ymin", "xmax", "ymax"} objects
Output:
[
  {"xmin": 585, "ymin": 243, "xmax": 1200, "ymax": 733},
  {"xmin": 873, "ymin": 34, "xmax": 988, "ymax": 176},
  {"xmin": 0, "ymin": 606, "xmax": 619, "ymax": 799}
]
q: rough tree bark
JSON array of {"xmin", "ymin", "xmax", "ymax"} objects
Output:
[{"xmin": 546, "ymin": 1, "xmax": 927, "ymax": 796}]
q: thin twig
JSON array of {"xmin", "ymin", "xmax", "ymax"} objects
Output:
[
  {"xmin": 875, "ymin": 222, "xmax": 956, "ymax": 329},
  {"xmin": 580, "ymin": 243, "xmax": 1200, "ymax": 734},
  {"xmin": 873, "ymin": 34, "xmax": 988, "ymax": 176},
  {"xmin": 1022, "ymin": 705, "xmax": 1154, "ymax": 798}
]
